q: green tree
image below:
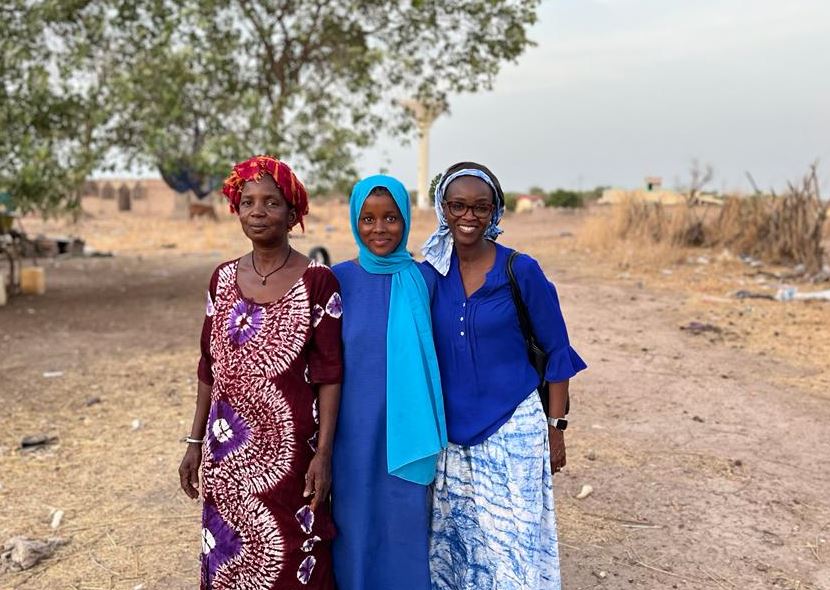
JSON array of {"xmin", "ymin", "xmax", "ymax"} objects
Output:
[
  {"xmin": 503, "ymin": 191, "xmax": 519, "ymax": 212},
  {"xmin": 0, "ymin": 1, "xmax": 114, "ymax": 216},
  {"xmin": 545, "ymin": 189, "xmax": 583, "ymax": 208},
  {"xmin": 108, "ymin": 0, "xmax": 541, "ymax": 193},
  {"xmin": 2, "ymin": 0, "xmax": 541, "ymax": 213}
]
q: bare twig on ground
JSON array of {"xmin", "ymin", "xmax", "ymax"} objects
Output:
[
  {"xmin": 628, "ymin": 559, "xmax": 700, "ymax": 583},
  {"xmin": 582, "ymin": 512, "xmax": 662, "ymax": 528},
  {"xmin": 700, "ymin": 566, "xmax": 738, "ymax": 590},
  {"xmin": 803, "ymin": 535, "xmax": 821, "ymax": 562}
]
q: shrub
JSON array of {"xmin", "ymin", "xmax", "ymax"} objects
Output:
[
  {"xmin": 545, "ymin": 189, "xmax": 583, "ymax": 208},
  {"xmin": 503, "ymin": 192, "xmax": 519, "ymax": 212}
]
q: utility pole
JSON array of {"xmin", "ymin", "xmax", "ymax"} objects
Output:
[{"xmin": 400, "ymin": 98, "xmax": 446, "ymax": 210}]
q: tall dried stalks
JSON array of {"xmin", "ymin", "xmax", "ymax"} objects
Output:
[
  {"xmin": 588, "ymin": 164, "xmax": 828, "ymax": 275},
  {"xmin": 714, "ymin": 164, "xmax": 827, "ymax": 273},
  {"xmin": 601, "ymin": 197, "xmax": 700, "ymax": 246}
]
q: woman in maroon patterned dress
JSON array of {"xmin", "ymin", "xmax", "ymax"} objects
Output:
[{"xmin": 178, "ymin": 156, "xmax": 343, "ymax": 590}]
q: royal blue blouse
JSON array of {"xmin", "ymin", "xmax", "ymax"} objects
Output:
[{"xmin": 427, "ymin": 242, "xmax": 587, "ymax": 446}]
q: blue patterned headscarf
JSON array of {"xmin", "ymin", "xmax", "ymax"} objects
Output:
[
  {"xmin": 349, "ymin": 174, "xmax": 447, "ymax": 485},
  {"xmin": 421, "ymin": 163, "xmax": 505, "ymax": 275}
]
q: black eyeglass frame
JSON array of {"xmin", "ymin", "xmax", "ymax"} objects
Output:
[{"xmin": 442, "ymin": 200, "xmax": 495, "ymax": 220}]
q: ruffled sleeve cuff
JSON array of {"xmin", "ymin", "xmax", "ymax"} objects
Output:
[{"xmin": 544, "ymin": 346, "xmax": 588, "ymax": 383}]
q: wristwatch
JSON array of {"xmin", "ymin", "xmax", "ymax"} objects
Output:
[{"xmin": 547, "ymin": 417, "xmax": 568, "ymax": 431}]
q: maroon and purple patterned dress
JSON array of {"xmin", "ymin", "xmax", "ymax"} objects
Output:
[{"xmin": 196, "ymin": 259, "xmax": 343, "ymax": 590}]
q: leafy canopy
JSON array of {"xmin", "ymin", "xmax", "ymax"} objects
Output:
[
  {"xmin": 1, "ymin": 0, "xmax": 540, "ymax": 214},
  {"xmin": 0, "ymin": 1, "xmax": 114, "ymax": 216}
]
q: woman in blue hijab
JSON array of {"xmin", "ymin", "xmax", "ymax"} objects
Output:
[{"xmin": 331, "ymin": 175, "xmax": 447, "ymax": 590}]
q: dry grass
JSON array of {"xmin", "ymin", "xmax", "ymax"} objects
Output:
[
  {"xmin": 608, "ymin": 198, "xmax": 703, "ymax": 246},
  {"xmin": 713, "ymin": 178, "xmax": 828, "ymax": 273},
  {"xmin": 710, "ymin": 196, "xmax": 768, "ymax": 253},
  {"xmin": 578, "ymin": 204, "xmax": 694, "ymax": 269},
  {"xmin": 571, "ymin": 196, "xmax": 830, "ymax": 402},
  {"xmin": 584, "ymin": 166, "xmax": 829, "ymax": 276},
  {"xmin": 0, "ymin": 351, "xmax": 202, "ymax": 589}
]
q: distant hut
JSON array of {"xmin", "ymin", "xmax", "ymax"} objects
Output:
[
  {"xmin": 117, "ymin": 183, "xmax": 132, "ymax": 211},
  {"xmin": 132, "ymin": 182, "xmax": 147, "ymax": 200},
  {"xmin": 515, "ymin": 194, "xmax": 545, "ymax": 213},
  {"xmin": 101, "ymin": 182, "xmax": 116, "ymax": 200},
  {"xmin": 83, "ymin": 180, "xmax": 100, "ymax": 197},
  {"xmin": 599, "ymin": 176, "xmax": 685, "ymax": 206},
  {"xmin": 645, "ymin": 176, "xmax": 663, "ymax": 191}
]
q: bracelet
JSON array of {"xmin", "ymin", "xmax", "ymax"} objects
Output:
[{"xmin": 181, "ymin": 436, "xmax": 204, "ymax": 444}]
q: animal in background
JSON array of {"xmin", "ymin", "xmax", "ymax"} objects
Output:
[{"xmin": 189, "ymin": 201, "xmax": 219, "ymax": 221}]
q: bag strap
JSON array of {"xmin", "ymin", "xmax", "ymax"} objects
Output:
[
  {"xmin": 507, "ymin": 250, "xmax": 570, "ymax": 415},
  {"xmin": 507, "ymin": 250, "xmax": 537, "ymax": 348}
]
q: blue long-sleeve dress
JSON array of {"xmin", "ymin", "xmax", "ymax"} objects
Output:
[{"xmin": 331, "ymin": 260, "xmax": 436, "ymax": 590}]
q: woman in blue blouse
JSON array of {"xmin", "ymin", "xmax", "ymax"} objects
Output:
[
  {"xmin": 331, "ymin": 175, "xmax": 447, "ymax": 590},
  {"xmin": 422, "ymin": 162, "xmax": 587, "ymax": 590}
]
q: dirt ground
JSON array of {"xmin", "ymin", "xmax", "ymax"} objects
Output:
[{"xmin": 1, "ymin": 200, "xmax": 828, "ymax": 590}]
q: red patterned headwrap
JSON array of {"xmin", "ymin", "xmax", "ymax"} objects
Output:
[{"xmin": 221, "ymin": 155, "xmax": 309, "ymax": 231}]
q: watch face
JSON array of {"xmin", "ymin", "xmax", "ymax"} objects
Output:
[{"xmin": 548, "ymin": 418, "xmax": 568, "ymax": 431}]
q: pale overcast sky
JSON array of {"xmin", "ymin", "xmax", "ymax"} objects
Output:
[{"xmin": 358, "ymin": 0, "xmax": 830, "ymax": 193}]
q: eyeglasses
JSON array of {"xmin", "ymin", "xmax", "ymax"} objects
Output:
[{"xmin": 443, "ymin": 200, "xmax": 494, "ymax": 220}]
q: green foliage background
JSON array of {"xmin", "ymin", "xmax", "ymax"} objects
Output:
[{"xmin": 1, "ymin": 0, "xmax": 541, "ymax": 216}]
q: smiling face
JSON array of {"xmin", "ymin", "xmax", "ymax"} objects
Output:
[
  {"xmin": 357, "ymin": 189, "xmax": 404, "ymax": 256},
  {"xmin": 442, "ymin": 176, "xmax": 495, "ymax": 248},
  {"xmin": 237, "ymin": 175, "xmax": 296, "ymax": 244}
]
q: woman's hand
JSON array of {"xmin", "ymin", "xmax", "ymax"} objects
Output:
[
  {"xmin": 549, "ymin": 428, "xmax": 566, "ymax": 474},
  {"xmin": 304, "ymin": 453, "xmax": 332, "ymax": 511},
  {"xmin": 178, "ymin": 444, "xmax": 202, "ymax": 499},
  {"xmin": 306, "ymin": 384, "xmax": 340, "ymax": 511}
]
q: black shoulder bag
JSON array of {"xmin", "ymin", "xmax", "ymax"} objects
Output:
[{"xmin": 506, "ymin": 250, "xmax": 569, "ymax": 417}]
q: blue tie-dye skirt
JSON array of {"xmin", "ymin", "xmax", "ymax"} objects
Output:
[{"xmin": 429, "ymin": 392, "xmax": 561, "ymax": 590}]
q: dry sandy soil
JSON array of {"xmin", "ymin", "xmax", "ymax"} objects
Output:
[{"xmin": 1, "ymin": 199, "xmax": 828, "ymax": 590}]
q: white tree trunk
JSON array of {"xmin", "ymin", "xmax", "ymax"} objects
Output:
[
  {"xmin": 417, "ymin": 122, "xmax": 431, "ymax": 210},
  {"xmin": 399, "ymin": 98, "xmax": 446, "ymax": 210}
]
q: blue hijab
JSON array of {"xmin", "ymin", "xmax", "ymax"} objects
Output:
[{"xmin": 349, "ymin": 174, "xmax": 447, "ymax": 485}]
